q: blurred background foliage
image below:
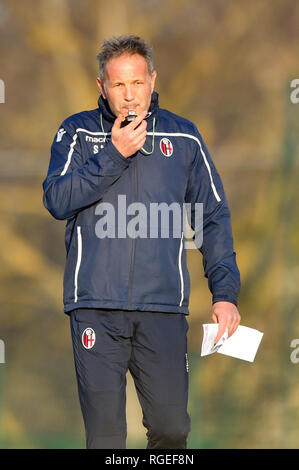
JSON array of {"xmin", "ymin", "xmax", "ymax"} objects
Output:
[{"xmin": 0, "ymin": 0, "xmax": 298, "ymax": 449}]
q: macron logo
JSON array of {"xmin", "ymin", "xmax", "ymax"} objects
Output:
[{"xmin": 85, "ymin": 135, "xmax": 105, "ymax": 143}]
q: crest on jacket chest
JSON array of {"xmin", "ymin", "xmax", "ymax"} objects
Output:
[{"xmin": 160, "ymin": 137, "xmax": 173, "ymax": 157}]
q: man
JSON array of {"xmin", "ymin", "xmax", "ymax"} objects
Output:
[{"xmin": 43, "ymin": 35, "xmax": 241, "ymax": 449}]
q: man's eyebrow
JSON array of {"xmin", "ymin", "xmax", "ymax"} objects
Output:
[{"xmin": 111, "ymin": 78, "xmax": 145, "ymax": 84}]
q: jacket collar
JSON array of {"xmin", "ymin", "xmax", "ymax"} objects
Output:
[{"xmin": 98, "ymin": 91, "xmax": 159, "ymax": 124}]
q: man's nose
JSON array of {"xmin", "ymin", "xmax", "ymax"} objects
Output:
[{"xmin": 124, "ymin": 86, "xmax": 134, "ymax": 101}]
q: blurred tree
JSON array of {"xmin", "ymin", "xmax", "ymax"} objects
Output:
[{"xmin": 0, "ymin": 0, "xmax": 298, "ymax": 449}]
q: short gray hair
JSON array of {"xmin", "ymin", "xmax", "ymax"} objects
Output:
[{"xmin": 96, "ymin": 35, "xmax": 154, "ymax": 81}]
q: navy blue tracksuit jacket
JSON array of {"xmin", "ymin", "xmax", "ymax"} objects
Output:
[{"xmin": 43, "ymin": 92, "xmax": 240, "ymax": 315}]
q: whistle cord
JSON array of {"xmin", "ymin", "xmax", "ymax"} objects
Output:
[{"xmin": 141, "ymin": 117, "xmax": 155, "ymax": 155}]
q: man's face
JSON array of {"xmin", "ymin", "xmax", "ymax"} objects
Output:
[{"xmin": 96, "ymin": 53, "xmax": 157, "ymax": 117}]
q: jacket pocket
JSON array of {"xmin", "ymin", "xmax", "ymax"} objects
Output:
[
  {"xmin": 178, "ymin": 231, "xmax": 184, "ymax": 306},
  {"xmin": 73, "ymin": 225, "xmax": 83, "ymax": 303}
]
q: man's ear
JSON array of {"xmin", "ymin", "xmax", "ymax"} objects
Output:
[
  {"xmin": 96, "ymin": 77, "xmax": 106, "ymax": 99},
  {"xmin": 151, "ymin": 70, "xmax": 157, "ymax": 92}
]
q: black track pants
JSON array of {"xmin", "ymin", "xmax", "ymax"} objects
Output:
[{"xmin": 70, "ymin": 308, "xmax": 191, "ymax": 449}]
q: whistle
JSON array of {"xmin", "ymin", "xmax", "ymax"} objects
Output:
[
  {"xmin": 121, "ymin": 110, "xmax": 137, "ymax": 127},
  {"xmin": 126, "ymin": 110, "xmax": 137, "ymax": 122}
]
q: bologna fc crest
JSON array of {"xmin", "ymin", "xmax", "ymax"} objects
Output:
[
  {"xmin": 160, "ymin": 138, "xmax": 173, "ymax": 157},
  {"xmin": 82, "ymin": 328, "xmax": 96, "ymax": 350}
]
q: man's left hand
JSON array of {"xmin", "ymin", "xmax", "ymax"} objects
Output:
[{"xmin": 212, "ymin": 301, "xmax": 241, "ymax": 344}]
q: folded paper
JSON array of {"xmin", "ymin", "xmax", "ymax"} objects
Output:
[{"xmin": 201, "ymin": 324, "xmax": 263, "ymax": 362}]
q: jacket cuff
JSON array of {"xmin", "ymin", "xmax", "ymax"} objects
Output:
[
  {"xmin": 212, "ymin": 296, "xmax": 238, "ymax": 307},
  {"xmin": 104, "ymin": 141, "xmax": 131, "ymax": 168}
]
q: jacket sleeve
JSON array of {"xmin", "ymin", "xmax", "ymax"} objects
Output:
[
  {"xmin": 42, "ymin": 121, "xmax": 131, "ymax": 220},
  {"xmin": 185, "ymin": 125, "xmax": 241, "ymax": 306}
]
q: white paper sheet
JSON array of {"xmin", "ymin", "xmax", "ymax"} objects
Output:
[{"xmin": 201, "ymin": 324, "xmax": 263, "ymax": 362}]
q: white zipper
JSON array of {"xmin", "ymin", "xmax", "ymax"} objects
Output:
[
  {"xmin": 74, "ymin": 226, "xmax": 82, "ymax": 303},
  {"xmin": 178, "ymin": 231, "xmax": 184, "ymax": 307}
]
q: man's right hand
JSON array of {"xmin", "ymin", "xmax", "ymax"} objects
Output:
[{"xmin": 111, "ymin": 110, "xmax": 148, "ymax": 158}]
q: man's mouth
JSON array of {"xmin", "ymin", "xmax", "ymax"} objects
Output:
[{"xmin": 122, "ymin": 105, "xmax": 139, "ymax": 112}]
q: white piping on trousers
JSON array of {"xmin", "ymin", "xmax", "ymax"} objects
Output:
[
  {"xmin": 74, "ymin": 226, "xmax": 82, "ymax": 303},
  {"xmin": 178, "ymin": 231, "xmax": 184, "ymax": 307}
]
